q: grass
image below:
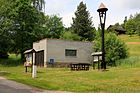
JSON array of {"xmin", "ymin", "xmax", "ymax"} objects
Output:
[
  {"xmin": 0, "ymin": 35, "xmax": 140, "ymax": 93},
  {"xmin": 118, "ymin": 35, "xmax": 140, "ymax": 42},
  {"xmin": 117, "ymin": 34, "xmax": 140, "ymax": 68},
  {"xmin": 116, "ymin": 56, "xmax": 140, "ymax": 68},
  {"xmin": 127, "ymin": 44, "xmax": 140, "ymax": 56},
  {"xmin": 0, "ymin": 66, "xmax": 140, "ymax": 93}
]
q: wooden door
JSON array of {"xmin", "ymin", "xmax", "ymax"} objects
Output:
[{"xmin": 35, "ymin": 50, "xmax": 44, "ymax": 67}]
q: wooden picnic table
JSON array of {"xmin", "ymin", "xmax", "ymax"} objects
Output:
[{"xmin": 70, "ymin": 63, "xmax": 90, "ymax": 71}]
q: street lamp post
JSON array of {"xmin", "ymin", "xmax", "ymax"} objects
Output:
[{"xmin": 97, "ymin": 3, "xmax": 108, "ymax": 70}]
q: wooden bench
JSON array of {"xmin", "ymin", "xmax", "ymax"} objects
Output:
[{"xmin": 70, "ymin": 63, "xmax": 90, "ymax": 71}]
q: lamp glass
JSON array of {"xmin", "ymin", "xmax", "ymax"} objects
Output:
[{"xmin": 99, "ymin": 11, "xmax": 105, "ymax": 24}]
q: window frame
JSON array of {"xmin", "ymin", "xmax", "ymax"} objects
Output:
[{"xmin": 65, "ymin": 49, "xmax": 77, "ymax": 57}]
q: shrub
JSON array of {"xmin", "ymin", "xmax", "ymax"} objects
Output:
[
  {"xmin": 94, "ymin": 32, "xmax": 128, "ymax": 66},
  {"xmin": 60, "ymin": 31, "xmax": 81, "ymax": 41},
  {"xmin": 0, "ymin": 52, "xmax": 9, "ymax": 59},
  {"xmin": 0, "ymin": 54, "xmax": 21, "ymax": 66}
]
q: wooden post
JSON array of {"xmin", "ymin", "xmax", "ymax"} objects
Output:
[
  {"xmin": 25, "ymin": 66, "xmax": 27, "ymax": 72},
  {"xmin": 92, "ymin": 56, "xmax": 94, "ymax": 69},
  {"xmin": 98, "ymin": 56, "xmax": 100, "ymax": 70},
  {"xmin": 32, "ymin": 52, "xmax": 37, "ymax": 78}
]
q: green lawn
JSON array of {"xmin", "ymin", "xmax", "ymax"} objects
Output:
[
  {"xmin": 127, "ymin": 44, "xmax": 140, "ymax": 56},
  {"xmin": 118, "ymin": 34, "xmax": 140, "ymax": 56},
  {"xmin": 118, "ymin": 35, "xmax": 140, "ymax": 42},
  {"xmin": 0, "ymin": 65, "xmax": 140, "ymax": 93},
  {"xmin": 0, "ymin": 35, "xmax": 140, "ymax": 93}
]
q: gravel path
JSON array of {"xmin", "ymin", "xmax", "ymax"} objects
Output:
[{"xmin": 0, "ymin": 77, "xmax": 73, "ymax": 93}]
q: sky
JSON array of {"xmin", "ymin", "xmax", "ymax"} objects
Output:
[{"xmin": 44, "ymin": 0, "xmax": 140, "ymax": 28}]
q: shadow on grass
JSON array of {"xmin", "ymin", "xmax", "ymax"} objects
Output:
[{"xmin": 0, "ymin": 71, "xmax": 10, "ymax": 76}]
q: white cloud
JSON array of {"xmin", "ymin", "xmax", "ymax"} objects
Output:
[
  {"xmin": 121, "ymin": 0, "xmax": 140, "ymax": 9},
  {"xmin": 62, "ymin": 13, "xmax": 74, "ymax": 27},
  {"xmin": 105, "ymin": 0, "xmax": 140, "ymax": 10},
  {"xmin": 45, "ymin": 0, "xmax": 75, "ymax": 14},
  {"xmin": 97, "ymin": 0, "xmax": 140, "ymax": 27}
]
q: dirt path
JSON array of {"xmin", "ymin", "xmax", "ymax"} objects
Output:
[
  {"xmin": 126, "ymin": 42, "xmax": 140, "ymax": 45},
  {"xmin": 0, "ymin": 77, "xmax": 73, "ymax": 93}
]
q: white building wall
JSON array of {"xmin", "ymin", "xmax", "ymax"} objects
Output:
[
  {"xmin": 47, "ymin": 39, "xmax": 94, "ymax": 64},
  {"xmin": 33, "ymin": 39, "xmax": 47, "ymax": 66},
  {"xmin": 33, "ymin": 38, "xmax": 94, "ymax": 67}
]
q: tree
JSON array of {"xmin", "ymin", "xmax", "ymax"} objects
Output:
[
  {"xmin": 136, "ymin": 23, "xmax": 140, "ymax": 36},
  {"xmin": 42, "ymin": 15, "xmax": 64, "ymax": 39},
  {"xmin": 134, "ymin": 14, "xmax": 140, "ymax": 36},
  {"xmin": 71, "ymin": 1, "xmax": 95, "ymax": 41},
  {"xmin": 120, "ymin": 16, "xmax": 127, "ymax": 30},
  {"xmin": 0, "ymin": 0, "xmax": 14, "ymax": 58},
  {"xmin": 125, "ymin": 19, "xmax": 136, "ymax": 36},
  {"xmin": 0, "ymin": 0, "xmax": 64, "ymax": 61},
  {"xmin": 32, "ymin": 0, "xmax": 45, "ymax": 11},
  {"xmin": 125, "ymin": 13, "xmax": 140, "ymax": 36},
  {"xmin": 94, "ymin": 33, "xmax": 128, "ymax": 66},
  {"xmin": 8, "ymin": 0, "xmax": 45, "ymax": 62},
  {"xmin": 60, "ymin": 31, "xmax": 81, "ymax": 41}
]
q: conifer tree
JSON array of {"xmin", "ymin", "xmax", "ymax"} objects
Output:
[{"xmin": 71, "ymin": 1, "xmax": 95, "ymax": 41}]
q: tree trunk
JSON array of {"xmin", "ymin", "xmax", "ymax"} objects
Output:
[
  {"xmin": 101, "ymin": 62, "xmax": 104, "ymax": 69},
  {"xmin": 21, "ymin": 51, "xmax": 25, "ymax": 64}
]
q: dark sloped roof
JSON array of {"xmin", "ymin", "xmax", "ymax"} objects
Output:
[{"xmin": 24, "ymin": 49, "xmax": 36, "ymax": 54}]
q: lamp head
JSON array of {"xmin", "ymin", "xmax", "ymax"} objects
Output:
[
  {"xmin": 97, "ymin": 3, "xmax": 108, "ymax": 12},
  {"xmin": 97, "ymin": 3, "xmax": 108, "ymax": 26}
]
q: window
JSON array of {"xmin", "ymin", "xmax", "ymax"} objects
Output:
[
  {"xmin": 49, "ymin": 59, "xmax": 54, "ymax": 64},
  {"xmin": 65, "ymin": 49, "xmax": 77, "ymax": 57}
]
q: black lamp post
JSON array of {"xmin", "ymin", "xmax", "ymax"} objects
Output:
[{"xmin": 97, "ymin": 3, "xmax": 108, "ymax": 70}]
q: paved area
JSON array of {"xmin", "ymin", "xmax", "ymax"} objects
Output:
[{"xmin": 0, "ymin": 77, "xmax": 72, "ymax": 93}]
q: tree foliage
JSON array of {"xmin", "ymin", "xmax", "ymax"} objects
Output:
[
  {"xmin": 125, "ymin": 19, "xmax": 136, "ymax": 36},
  {"xmin": 94, "ymin": 33, "xmax": 128, "ymax": 66},
  {"xmin": 125, "ymin": 13, "xmax": 140, "ymax": 36},
  {"xmin": 61, "ymin": 31, "xmax": 81, "ymax": 41},
  {"xmin": 0, "ymin": 0, "xmax": 66, "ymax": 59},
  {"xmin": 71, "ymin": 1, "xmax": 95, "ymax": 41},
  {"xmin": 0, "ymin": 0, "xmax": 65, "ymax": 59},
  {"xmin": 32, "ymin": 0, "xmax": 45, "ymax": 11},
  {"xmin": 0, "ymin": 0, "xmax": 14, "ymax": 55},
  {"xmin": 0, "ymin": 0, "xmax": 45, "ymax": 60},
  {"xmin": 41, "ymin": 15, "xmax": 64, "ymax": 39},
  {"xmin": 10, "ymin": 0, "xmax": 45, "ymax": 60}
]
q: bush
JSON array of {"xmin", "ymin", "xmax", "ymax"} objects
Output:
[
  {"xmin": 60, "ymin": 31, "xmax": 81, "ymax": 41},
  {"xmin": 94, "ymin": 32, "xmax": 128, "ymax": 66},
  {"xmin": 0, "ymin": 54, "xmax": 21, "ymax": 66},
  {"xmin": 0, "ymin": 52, "xmax": 9, "ymax": 59}
]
